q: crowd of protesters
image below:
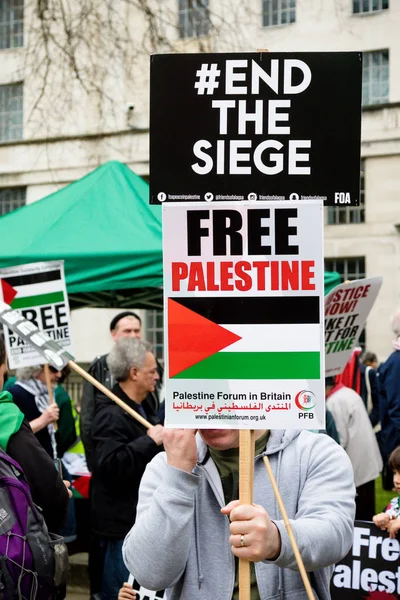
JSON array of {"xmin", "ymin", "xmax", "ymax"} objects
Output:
[{"xmin": 1, "ymin": 307, "xmax": 400, "ymax": 600}]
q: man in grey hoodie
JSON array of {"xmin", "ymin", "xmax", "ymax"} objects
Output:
[{"xmin": 123, "ymin": 427, "xmax": 355, "ymax": 600}]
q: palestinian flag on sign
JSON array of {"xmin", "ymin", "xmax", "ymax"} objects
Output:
[
  {"xmin": 168, "ymin": 296, "xmax": 321, "ymax": 380},
  {"xmin": 0, "ymin": 268, "xmax": 65, "ymax": 309}
]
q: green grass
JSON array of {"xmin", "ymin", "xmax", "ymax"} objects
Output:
[{"xmin": 375, "ymin": 475, "xmax": 396, "ymax": 513}]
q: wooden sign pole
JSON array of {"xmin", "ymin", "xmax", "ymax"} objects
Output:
[
  {"xmin": 44, "ymin": 363, "xmax": 57, "ymax": 431},
  {"xmin": 263, "ymin": 456, "xmax": 315, "ymax": 600},
  {"xmin": 239, "ymin": 429, "xmax": 255, "ymax": 600}
]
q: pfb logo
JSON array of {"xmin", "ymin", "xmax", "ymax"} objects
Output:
[{"xmin": 295, "ymin": 390, "xmax": 316, "ymax": 411}]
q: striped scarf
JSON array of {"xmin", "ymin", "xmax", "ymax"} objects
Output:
[{"xmin": 15, "ymin": 378, "xmax": 58, "ymax": 459}]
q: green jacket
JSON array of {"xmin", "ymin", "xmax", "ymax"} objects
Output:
[{"xmin": 0, "ymin": 390, "xmax": 24, "ymax": 451}]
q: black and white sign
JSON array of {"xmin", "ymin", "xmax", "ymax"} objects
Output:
[
  {"xmin": 150, "ymin": 52, "xmax": 362, "ymax": 206},
  {"xmin": 330, "ymin": 521, "xmax": 400, "ymax": 599},
  {"xmin": 0, "ymin": 261, "xmax": 74, "ymax": 368},
  {"xmin": 0, "ymin": 301, "xmax": 73, "ymax": 370},
  {"xmin": 128, "ymin": 574, "xmax": 164, "ymax": 600}
]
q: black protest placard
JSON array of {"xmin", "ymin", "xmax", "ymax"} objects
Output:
[
  {"xmin": 150, "ymin": 52, "xmax": 362, "ymax": 206},
  {"xmin": 330, "ymin": 521, "xmax": 400, "ymax": 599}
]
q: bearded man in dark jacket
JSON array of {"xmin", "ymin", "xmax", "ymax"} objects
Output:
[
  {"xmin": 90, "ymin": 337, "xmax": 164, "ymax": 600},
  {"xmin": 81, "ymin": 311, "xmax": 164, "ymax": 600}
]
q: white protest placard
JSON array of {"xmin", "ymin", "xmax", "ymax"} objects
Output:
[
  {"xmin": 163, "ymin": 200, "xmax": 325, "ymax": 430},
  {"xmin": 0, "ymin": 300, "xmax": 73, "ymax": 370},
  {"xmin": 325, "ymin": 277, "xmax": 382, "ymax": 377},
  {"xmin": 0, "ymin": 261, "xmax": 74, "ymax": 368}
]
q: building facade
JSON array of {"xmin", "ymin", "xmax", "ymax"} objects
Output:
[{"xmin": 0, "ymin": 0, "xmax": 399, "ymax": 361}]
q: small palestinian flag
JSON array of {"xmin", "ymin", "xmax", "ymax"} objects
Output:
[
  {"xmin": 168, "ymin": 296, "xmax": 321, "ymax": 380},
  {"xmin": 0, "ymin": 268, "xmax": 64, "ymax": 309}
]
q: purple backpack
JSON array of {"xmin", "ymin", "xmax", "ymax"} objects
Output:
[{"xmin": 0, "ymin": 447, "xmax": 56, "ymax": 599}]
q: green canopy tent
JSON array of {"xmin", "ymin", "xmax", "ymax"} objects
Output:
[
  {"xmin": 0, "ymin": 160, "xmax": 340, "ymax": 308},
  {"xmin": 0, "ymin": 161, "xmax": 163, "ymax": 309}
]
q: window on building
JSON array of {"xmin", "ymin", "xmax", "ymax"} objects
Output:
[
  {"xmin": 362, "ymin": 50, "xmax": 389, "ymax": 106},
  {"xmin": 146, "ymin": 309, "xmax": 164, "ymax": 362},
  {"xmin": 262, "ymin": 0, "xmax": 296, "ymax": 27},
  {"xmin": 178, "ymin": 0, "xmax": 210, "ymax": 38},
  {"xmin": 0, "ymin": 0, "xmax": 24, "ymax": 49},
  {"xmin": 0, "ymin": 187, "xmax": 26, "ymax": 215},
  {"xmin": 353, "ymin": 0, "xmax": 388, "ymax": 15},
  {"xmin": 324, "ymin": 257, "xmax": 366, "ymax": 282},
  {"xmin": 327, "ymin": 160, "xmax": 365, "ymax": 225},
  {"xmin": 0, "ymin": 83, "xmax": 23, "ymax": 142}
]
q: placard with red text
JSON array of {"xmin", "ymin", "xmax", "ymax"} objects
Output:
[
  {"xmin": 163, "ymin": 200, "xmax": 324, "ymax": 429},
  {"xmin": 325, "ymin": 277, "xmax": 382, "ymax": 377}
]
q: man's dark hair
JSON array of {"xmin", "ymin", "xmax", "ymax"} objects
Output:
[
  {"xmin": 362, "ymin": 352, "xmax": 377, "ymax": 366},
  {"xmin": 109, "ymin": 311, "xmax": 142, "ymax": 331},
  {"xmin": 389, "ymin": 446, "xmax": 400, "ymax": 473},
  {"xmin": 0, "ymin": 334, "xmax": 5, "ymax": 366},
  {"xmin": 325, "ymin": 376, "xmax": 335, "ymax": 387}
]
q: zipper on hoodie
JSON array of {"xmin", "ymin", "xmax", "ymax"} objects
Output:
[
  {"xmin": 197, "ymin": 464, "xmax": 236, "ymax": 599},
  {"xmin": 196, "ymin": 432, "xmax": 295, "ymax": 600}
]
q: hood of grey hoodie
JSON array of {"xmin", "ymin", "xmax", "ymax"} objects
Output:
[
  {"xmin": 196, "ymin": 428, "xmax": 299, "ymax": 464},
  {"xmin": 195, "ymin": 429, "xmax": 300, "ymax": 513}
]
